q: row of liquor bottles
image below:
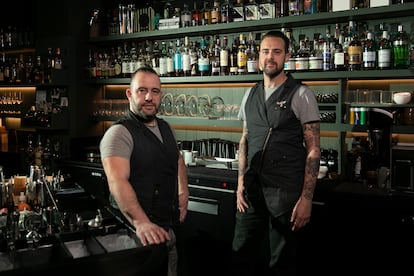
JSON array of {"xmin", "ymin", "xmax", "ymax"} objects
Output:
[
  {"xmin": 285, "ymin": 21, "xmax": 412, "ymax": 71},
  {"xmin": 0, "ymin": 25, "xmax": 35, "ymax": 51},
  {"xmin": 87, "ymin": 20, "xmax": 412, "ymax": 79},
  {"xmin": 0, "ymin": 48, "xmax": 63, "ymax": 84},
  {"xmin": 88, "ymin": 32, "xmax": 260, "ymax": 79},
  {"xmin": 101, "ymin": 0, "xmax": 409, "ymax": 36}
]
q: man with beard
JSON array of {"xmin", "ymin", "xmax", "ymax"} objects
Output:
[
  {"xmin": 100, "ymin": 66, "xmax": 188, "ymax": 276},
  {"xmin": 231, "ymin": 31, "xmax": 320, "ymax": 276}
]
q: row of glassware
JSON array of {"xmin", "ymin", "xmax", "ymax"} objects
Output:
[{"xmin": 92, "ymin": 94, "xmax": 241, "ymax": 120}]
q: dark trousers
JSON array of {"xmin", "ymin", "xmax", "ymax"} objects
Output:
[{"xmin": 231, "ymin": 180, "xmax": 299, "ymax": 276}]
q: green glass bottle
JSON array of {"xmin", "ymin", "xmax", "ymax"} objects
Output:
[{"xmin": 393, "ymin": 24, "xmax": 410, "ymax": 69}]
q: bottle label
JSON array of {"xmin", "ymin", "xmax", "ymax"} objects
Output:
[
  {"xmin": 348, "ymin": 46, "xmax": 362, "ymax": 65},
  {"xmin": 220, "ymin": 50, "xmax": 229, "ymax": 66},
  {"xmin": 377, "ymin": 49, "xmax": 391, "ymax": 68},
  {"xmin": 247, "ymin": 60, "xmax": 258, "ymax": 73}
]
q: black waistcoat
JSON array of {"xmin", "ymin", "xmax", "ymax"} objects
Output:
[
  {"xmin": 245, "ymin": 74, "xmax": 307, "ymax": 217},
  {"xmin": 116, "ymin": 111, "xmax": 179, "ymax": 229}
]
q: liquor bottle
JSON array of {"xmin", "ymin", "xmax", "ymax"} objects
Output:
[
  {"xmin": 352, "ymin": 0, "xmax": 368, "ymax": 9},
  {"xmin": 295, "ymin": 37, "xmax": 310, "ymax": 71},
  {"xmin": 393, "ymin": 24, "xmax": 410, "ymax": 69},
  {"xmin": 237, "ymin": 33, "xmax": 247, "ymax": 75},
  {"xmin": 34, "ymin": 135, "xmax": 43, "ymax": 166},
  {"xmin": 233, "ymin": 0, "xmax": 245, "ymax": 22},
  {"xmin": 44, "ymin": 47, "xmax": 54, "ymax": 83},
  {"xmin": 377, "ymin": 30, "xmax": 391, "ymax": 70},
  {"xmin": 167, "ymin": 41, "xmax": 175, "ymax": 77},
  {"xmin": 220, "ymin": 36, "xmax": 230, "ymax": 75},
  {"xmin": 309, "ymin": 36, "xmax": 323, "ymax": 72},
  {"xmin": 221, "ymin": 0, "xmax": 233, "ymax": 23},
  {"xmin": 362, "ymin": 32, "xmax": 377, "ymax": 70},
  {"xmin": 151, "ymin": 41, "xmax": 160, "ymax": 75},
  {"xmin": 122, "ymin": 42, "xmax": 131, "ymax": 78},
  {"xmin": 229, "ymin": 37, "xmax": 239, "ymax": 75},
  {"xmin": 288, "ymin": 0, "xmax": 301, "ymax": 16},
  {"xmin": 334, "ymin": 40, "xmax": 346, "ymax": 71},
  {"xmin": 211, "ymin": 0, "xmax": 221, "ymax": 24},
  {"xmin": 54, "ymin": 48, "xmax": 63, "ymax": 70},
  {"xmin": 278, "ymin": 0, "xmax": 289, "ymax": 17},
  {"xmin": 159, "ymin": 41, "xmax": 168, "ymax": 77},
  {"xmin": 33, "ymin": 55, "xmax": 44, "ymax": 83},
  {"xmin": 192, "ymin": 2, "xmax": 202, "ymax": 26},
  {"xmin": 201, "ymin": 1, "xmax": 212, "ymax": 25},
  {"xmin": 173, "ymin": 39, "xmax": 183, "ymax": 77},
  {"xmin": 347, "ymin": 21, "xmax": 362, "ymax": 71},
  {"xmin": 211, "ymin": 35, "xmax": 221, "ymax": 76},
  {"xmin": 10, "ymin": 58, "xmax": 17, "ymax": 83},
  {"xmin": 190, "ymin": 40, "xmax": 199, "ymax": 76},
  {"xmin": 259, "ymin": 0, "xmax": 275, "ymax": 19},
  {"xmin": 181, "ymin": 3, "xmax": 192, "ymax": 27},
  {"xmin": 42, "ymin": 138, "xmax": 52, "ymax": 173},
  {"xmin": 0, "ymin": 53, "xmax": 4, "ymax": 83},
  {"xmin": 284, "ymin": 29, "xmax": 297, "ymax": 72},
  {"xmin": 245, "ymin": 0, "xmax": 259, "ymax": 21},
  {"xmin": 16, "ymin": 54, "xmax": 26, "ymax": 83},
  {"xmin": 246, "ymin": 32, "xmax": 259, "ymax": 74},
  {"xmin": 198, "ymin": 37, "xmax": 210, "ymax": 76},
  {"xmin": 129, "ymin": 42, "xmax": 138, "ymax": 74},
  {"xmin": 182, "ymin": 37, "xmax": 191, "ymax": 76},
  {"xmin": 303, "ymin": 0, "xmax": 317, "ymax": 14}
]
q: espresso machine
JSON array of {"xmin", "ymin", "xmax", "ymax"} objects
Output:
[{"xmin": 366, "ymin": 108, "xmax": 394, "ymax": 187}]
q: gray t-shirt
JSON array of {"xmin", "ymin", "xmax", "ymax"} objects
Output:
[
  {"xmin": 100, "ymin": 123, "xmax": 164, "ymax": 160},
  {"xmin": 238, "ymin": 84, "xmax": 320, "ymax": 125}
]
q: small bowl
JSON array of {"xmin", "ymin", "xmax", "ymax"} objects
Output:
[
  {"xmin": 318, "ymin": 166, "xmax": 329, "ymax": 179},
  {"xmin": 393, "ymin": 92, "xmax": 412, "ymax": 105}
]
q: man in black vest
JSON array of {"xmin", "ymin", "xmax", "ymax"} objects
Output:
[
  {"xmin": 100, "ymin": 66, "xmax": 188, "ymax": 276},
  {"xmin": 232, "ymin": 31, "xmax": 321, "ymax": 275}
]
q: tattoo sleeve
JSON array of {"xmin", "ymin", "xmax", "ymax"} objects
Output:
[{"xmin": 302, "ymin": 122, "xmax": 321, "ymax": 201}]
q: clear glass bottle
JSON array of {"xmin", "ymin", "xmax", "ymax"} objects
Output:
[
  {"xmin": 246, "ymin": 32, "xmax": 259, "ymax": 74},
  {"xmin": 362, "ymin": 32, "xmax": 377, "ymax": 70},
  {"xmin": 190, "ymin": 40, "xmax": 199, "ymax": 76},
  {"xmin": 159, "ymin": 41, "xmax": 168, "ymax": 77},
  {"xmin": 220, "ymin": 36, "xmax": 230, "ymax": 75},
  {"xmin": 377, "ymin": 30, "xmax": 392, "ymax": 70},
  {"xmin": 181, "ymin": 3, "xmax": 192, "ymax": 27},
  {"xmin": 182, "ymin": 37, "xmax": 191, "ymax": 76},
  {"xmin": 211, "ymin": 35, "xmax": 221, "ymax": 76},
  {"xmin": 167, "ymin": 41, "xmax": 175, "ymax": 77}
]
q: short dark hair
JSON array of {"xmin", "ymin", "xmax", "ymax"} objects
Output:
[
  {"xmin": 261, "ymin": 30, "xmax": 289, "ymax": 53},
  {"xmin": 130, "ymin": 65, "xmax": 160, "ymax": 87},
  {"xmin": 131, "ymin": 65, "xmax": 158, "ymax": 78}
]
